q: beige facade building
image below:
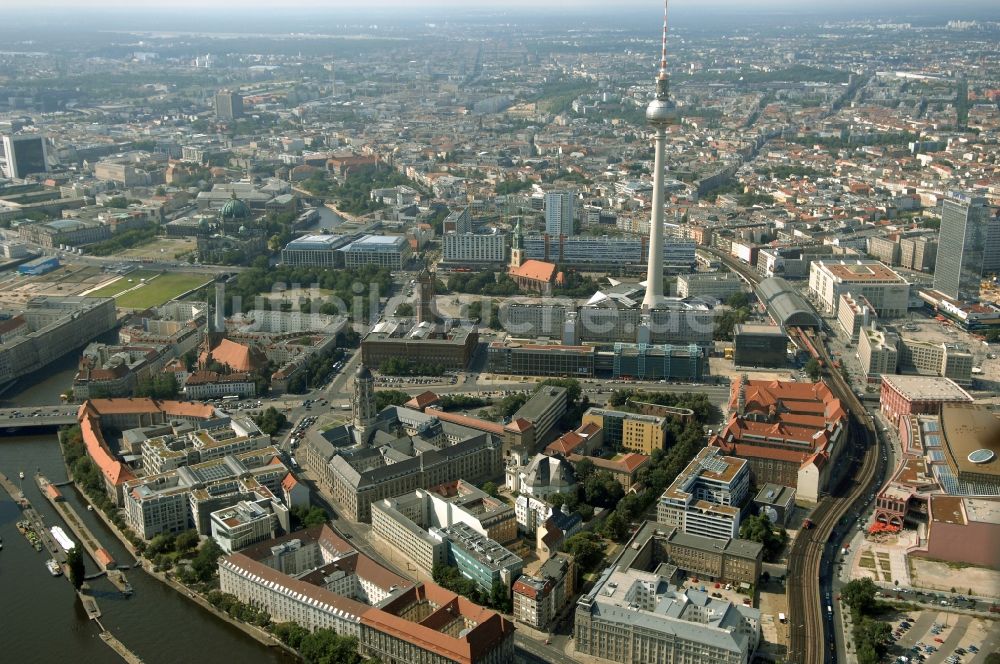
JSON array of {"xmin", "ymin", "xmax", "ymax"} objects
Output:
[
  {"xmin": 858, "ymin": 326, "xmax": 900, "ymax": 379},
  {"xmin": 809, "ymin": 259, "xmax": 909, "ymax": 318},
  {"xmin": 837, "ymin": 292, "xmax": 876, "ymax": 343},
  {"xmin": 581, "ymin": 407, "xmax": 667, "ymax": 455},
  {"xmin": 0, "ymin": 296, "xmax": 117, "ymax": 384},
  {"xmin": 897, "ymin": 339, "xmax": 973, "ymax": 386},
  {"xmin": 219, "ymin": 525, "xmax": 516, "ymax": 664},
  {"xmin": 574, "ymin": 523, "xmax": 761, "ymax": 664},
  {"xmin": 899, "ymin": 236, "xmax": 937, "ymax": 272},
  {"xmin": 370, "ymin": 480, "xmax": 517, "ymax": 576}
]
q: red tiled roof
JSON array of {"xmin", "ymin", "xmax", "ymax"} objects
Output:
[
  {"xmin": 432, "ymin": 410, "xmax": 505, "ymax": 435},
  {"xmin": 199, "ymin": 338, "xmax": 266, "ymax": 373},
  {"xmin": 504, "ymin": 417, "xmax": 534, "ymax": 433},
  {"xmin": 510, "ymin": 259, "xmax": 556, "ymax": 283},
  {"xmin": 405, "ymin": 391, "xmax": 440, "ymax": 411}
]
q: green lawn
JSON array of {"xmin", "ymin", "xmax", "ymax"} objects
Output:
[
  {"xmin": 92, "ymin": 271, "xmax": 213, "ymax": 309},
  {"xmin": 88, "ymin": 270, "xmax": 163, "ymax": 298}
]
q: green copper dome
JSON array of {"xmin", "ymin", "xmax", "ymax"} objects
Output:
[{"xmin": 220, "ymin": 193, "xmax": 252, "ymax": 221}]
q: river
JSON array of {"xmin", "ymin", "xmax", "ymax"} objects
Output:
[
  {"xmin": 0, "ymin": 365, "xmax": 296, "ymax": 663},
  {"xmin": 0, "ymin": 210, "xmax": 351, "ymax": 662}
]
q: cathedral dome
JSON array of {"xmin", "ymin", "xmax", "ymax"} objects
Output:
[{"xmin": 220, "ymin": 194, "xmax": 252, "ymax": 221}]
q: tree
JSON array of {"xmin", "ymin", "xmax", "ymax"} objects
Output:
[
  {"xmin": 482, "ymin": 481, "xmax": 498, "ymax": 497},
  {"xmin": 175, "ymin": 530, "xmax": 200, "ymax": 553},
  {"xmin": 804, "ymin": 358, "xmax": 822, "ymax": 381},
  {"xmin": 252, "ymin": 407, "xmax": 288, "ymax": 436},
  {"xmin": 298, "ymin": 629, "xmax": 362, "ymax": 664},
  {"xmin": 856, "ymin": 641, "xmax": 879, "ymax": 664},
  {"xmin": 190, "ymin": 538, "xmax": 225, "ymax": 583},
  {"xmin": 290, "ymin": 505, "xmax": 329, "ymax": 529},
  {"xmin": 66, "ymin": 547, "xmax": 85, "ymax": 590},
  {"xmin": 395, "ymin": 302, "xmax": 415, "ymax": 317},
  {"xmin": 563, "ymin": 531, "xmax": 605, "ymax": 571},
  {"xmin": 855, "ymin": 617, "xmax": 891, "ymax": 654},
  {"xmin": 739, "ymin": 513, "xmax": 787, "ymax": 562},
  {"xmin": 375, "ymin": 389, "xmax": 410, "ymax": 410},
  {"xmin": 584, "ymin": 471, "xmax": 624, "ymax": 509},
  {"xmin": 574, "ymin": 458, "xmax": 596, "ymax": 483},
  {"xmin": 273, "ymin": 622, "xmax": 310, "ymax": 650},
  {"xmin": 145, "ymin": 532, "xmax": 176, "ymax": 557},
  {"xmin": 603, "ymin": 510, "xmax": 629, "ymax": 542},
  {"xmin": 840, "ymin": 577, "xmax": 878, "ymax": 616},
  {"xmin": 489, "ymin": 579, "xmax": 512, "ymax": 614}
]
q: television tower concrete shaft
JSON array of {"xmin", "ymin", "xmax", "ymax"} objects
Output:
[{"xmin": 642, "ymin": 0, "xmax": 675, "ymax": 310}]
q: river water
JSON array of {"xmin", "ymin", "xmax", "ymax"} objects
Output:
[
  {"xmin": 0, "ymin": 210, "xmax": 350, "ymax": 662},
  {"xmin": 0, "ymin": 385, "xmax": 295, "ymax": 663}
]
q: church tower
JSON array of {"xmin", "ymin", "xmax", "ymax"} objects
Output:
[
  {"xmin": 416, "ymin": 270, "xmax": 436, "ymax": 324},
  {"xmin": 509, "ymin": 218, "xmax": 525, "ymax": 269},
  {"xmin": 353, "ymin": 364, "xmax": 377, "ymax": 436}
]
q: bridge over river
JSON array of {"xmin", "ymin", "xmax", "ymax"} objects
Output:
[{"xmin": 1, "ymin": 405, "xmax": 77, "ymax": 432}]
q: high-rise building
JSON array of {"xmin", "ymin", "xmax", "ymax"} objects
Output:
[
  {"xmin": 214, "ymin": 90, "xmax": 244, "ymax": 120},
  {"xmin": 544, "ymin": 190, "xmax": 575, "ymax": 237},
  {"xmin": 641, "ymin": 1, "xmax": 677, "ymax": 309},
  {"xmin": 1, "ymin": 133, "xmax": 49, "ymax": 179},
  {"xmin": 933, "ymin": 194, "xmax": 1000, "ymax": 300}
]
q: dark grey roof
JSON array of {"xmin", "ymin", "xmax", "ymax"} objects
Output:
[
  {"xmin": 356, "ymin": 364, "xmax": 373, "ymax": 380},
  {"xmin": 755, "ymin": 277, "xmax": 821, "ymax": 328}
]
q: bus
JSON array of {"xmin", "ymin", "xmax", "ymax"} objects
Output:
[{"xmin": 222, "ymin": 395, "xmax": 240, "ymax": 402}]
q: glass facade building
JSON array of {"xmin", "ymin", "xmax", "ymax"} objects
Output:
[{"xmin": 933, "ymin": 194, "xmax": 1000, "ymax": 300}]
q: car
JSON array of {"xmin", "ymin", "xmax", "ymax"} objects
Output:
[
  {"xmin": 935, "ymin": 638, "xmax": 945, "ymax": 644},
  {"xmin": 956, "ymin": 648, "xmax": 966, "ymax": 655}
]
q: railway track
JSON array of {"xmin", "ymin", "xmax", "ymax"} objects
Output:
[
  {"xmin": 785, "ymin": 330, "xmax": 879, "ymax": 663},
  {"xmin": 705, "ymin": 246, "xmax": 883, "ymax": 662}
]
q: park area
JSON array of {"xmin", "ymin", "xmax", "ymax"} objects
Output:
[
  {"xmin": 87, "ymin": 270, "xmax": 213, "ymax": 309},
  {"xmin": 116, "ymin": 236, "xmax": 197, "ymax": 261}
]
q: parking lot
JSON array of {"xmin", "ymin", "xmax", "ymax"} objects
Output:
[{"xmin": 886, "ymin": 609, "xmax": 999, "ymax": 664}]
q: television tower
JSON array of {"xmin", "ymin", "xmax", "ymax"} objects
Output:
[{"xmin": 642, "ymin": 0, "xmax": 676, "ymax": 309}]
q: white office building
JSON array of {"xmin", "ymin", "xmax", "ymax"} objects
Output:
[
  {"xmin": 442, "ymin": 232, "xmax": 507, "ymax": 264},
  {"xmin": 657, "ymin": 447, "xmax": 750, "ymax": 540}
]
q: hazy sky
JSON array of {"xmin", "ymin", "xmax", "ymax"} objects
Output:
[{"xmin": 14, "ymin": 0, "xmax": 1000, "ymax": 9}]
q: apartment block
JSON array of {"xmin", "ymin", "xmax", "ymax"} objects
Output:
[
  {"xmin": 442, "ymin": 232, "xmax": 507, "ymax": 264},
  {"xmin": 122, "ymin": 446, "xmax": 291, "ymax": 540},
  {"xmin": 512, "ymin": 553, "xmax": 574, "ymax": 631},
  {"xmin": 280, "ymin": 234, "xmax": 351, "ymax": 268},
  {"xmin": 0, "ymin": 296, "xmax": 117, "ymax": 384},
  {"xmin": 442, "ymin": 522, "xmax": 523, "ymax": 592},
  {"xmin": 575, "ymin": 522, "xmax": 760, "ymax": 664}
]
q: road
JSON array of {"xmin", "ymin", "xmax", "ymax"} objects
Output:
[{"xmin": 513, "ymin": 634, "xmax": 578, "ymax": 664}]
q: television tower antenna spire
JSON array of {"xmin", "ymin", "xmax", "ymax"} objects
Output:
[{"xmin": 642, "ymin": 0, "xmax": 675, "ymax": 310}]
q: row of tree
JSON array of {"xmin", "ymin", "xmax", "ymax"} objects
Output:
[
  {"xmin": 840, "ymin": 578, "xmax": 893, "ymax": 664},
  {"xmin": 379, "ymin": 357, "xmax": 446, "ymax": 376},
  {"xmin": 432, "ymin": 565, "xmax": 512, "ymax": 614},
  {"xmin": 447, "ymin": 270, "xmax": 520, "ymax": 296}
]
